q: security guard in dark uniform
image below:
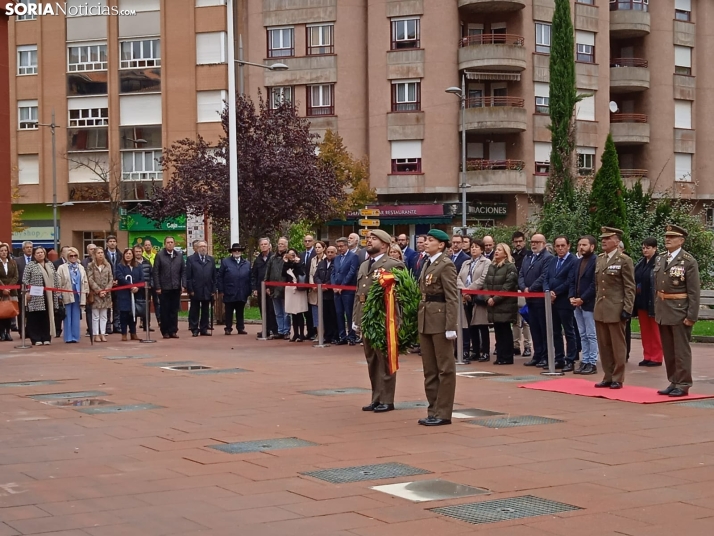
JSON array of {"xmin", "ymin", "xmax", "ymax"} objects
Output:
[
  {"xmin": 654, "ymin": 224, "xmax": 700, "ymax": 397},
  {"xmin": 417, "ymin": 229, "xmax": 460, "ymax": 426},
  {"xmin": 352, "ymin": 229, "xmax": 405, "ymax": 412}
]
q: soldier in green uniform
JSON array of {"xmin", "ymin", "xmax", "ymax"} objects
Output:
[
  {"xmin": 654, "ymin": 224, "xmax": 700, "ymax": 397},
  {"xmin": 352, "ymin": 229, "xmax": 405, "ymax": 413},
  {"xmin": 417, "ymin": 229, "xmax": 460, "ymax": 426},
  {"xmin": 594, "ymin": 227, "xmax": 636, "ymax": 389}
]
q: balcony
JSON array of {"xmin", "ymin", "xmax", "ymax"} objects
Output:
[
  {"xmin": 610, "ymin": 58, "xmax": 649, "ymax": 93},
  {"xmin": 610, "ymin": 2, "xmax": 650, "ymax": 38},
  {"xmin": 620, "ymin": 169, "xmax": 650, "ymax": 190},
  {"xmin": 463, "ymin": 96, "xmax": 527, "ymax": 133},
  {"xmin": 68, "ymin": 182, "xmax": 109, "ymax": 202},
  {"xmin": 458, "ymin": 0, "xmax": 526, "ymax": 13},
  {"xmin": 120, "ymin": 180, "xmax": 159, "ymax": 202},
  {"xmin": 610, "ymin": 113, "xmax": 650, "ymax": 145},
  {"xmin": 458, "ymin": 34, "xmax": 526, "ymax": 72},
  {"xmin": 463, "ymin": 159, "xmax": 527, "ymax": 193}
]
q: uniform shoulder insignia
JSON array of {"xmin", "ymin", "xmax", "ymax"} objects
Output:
[
  {"xmin": 598, "ymin": 253, "xmax": 606, "ymax": 257},
  {"xmin": 684, "ymin": 253, "xmax": 693, "ymax": 260}
]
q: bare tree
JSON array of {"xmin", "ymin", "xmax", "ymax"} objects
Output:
[{"xmin": 64, "ymin": 153, "xmax": 124, "ymax": 235}]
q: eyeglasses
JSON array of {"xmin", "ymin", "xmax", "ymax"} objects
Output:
[
  {"xmin": 68, "ymin": 255, "xmax": 78, "ymax": 258},
  {"xmin": 530, "ymin": 241, "xmax": 544, "ymax": 244}
]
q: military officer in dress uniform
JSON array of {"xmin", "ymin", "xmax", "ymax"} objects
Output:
[
  {"xmin": 654, "ymin": 224, "xmax": 700, "ymax": 397},
  {"xmin": 353, "ymin": 229, "xmax": 405, "ymax": 413},
  {"xmin": 594, "ymin": 227, "xmax": 636, "ymax": 389},
  {"xmin": 417, "ymin": 229, "xmax": 460, "ymax": 426}
]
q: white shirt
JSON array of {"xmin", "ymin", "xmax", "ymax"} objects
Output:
[
  {"xmin": 607, "ymin": 249, "xmax": 617, "ymax": 261},
  {"xmin": 370, "ymin": 253, "xmax": 385, "ymax": 263},
  {"xmin": 666, "ymin": 247, "xmax": 681, "ymax": 263},
  {"xmin": 430, "ymin": 252, "xmax": 443, "ymax": 263}
]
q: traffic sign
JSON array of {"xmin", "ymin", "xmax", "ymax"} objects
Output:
[
  {"xmin": 359, "ymin": 208, "xmax": 381, "ymax": 217},
  {"xmin": 360, "ymin": 239, "xmax": 368, "ymax": 247},
  {"xmin": 358, "ymin": 229, "xmax": 371, "ymax": 237},
  {"xmin": 359, "ymin": 219, "xmax": 380, "ymax": 227}
]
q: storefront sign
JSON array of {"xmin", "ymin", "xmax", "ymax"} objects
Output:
[
  {"xmin": 120, "ymin": 213, "xmax": 187, "ymax": 232},
  {"xmin": 443, "ymin": 202, "xmax": 508, "ymax": 219},
  {"xmin": 346, "ymin": 205, "xmax": 446, "ymax": 219},
  {"xmin": 12, "ymin": 226, "xmax": 55, "ymax": 241}
]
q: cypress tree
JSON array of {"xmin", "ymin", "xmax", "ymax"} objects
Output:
[
  {"xmin": 589, "ymin": 134, "xmax": 629, "ymax": 251},
  {"xmin": 546, "ymin": 0, "xmax": 578, "ymax": 203}
]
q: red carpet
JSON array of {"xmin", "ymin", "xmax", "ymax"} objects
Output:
[{"xmin": 520, "ymin": 378, "xmax": 714, "ymax": 404}]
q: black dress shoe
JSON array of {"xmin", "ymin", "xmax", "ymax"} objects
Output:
[
  {"xmin": 162, "ymin": 334, "xmax": 170, "ymax": 339},
  {"xmin": 373, "ymin": 404, "xmax": 395, "ymax": 413},
  {"xmin": 555, "ymin": 362, "xmax": 566, "ymax": 370},
  {"xmin": 478, "ymin": 354, "xmax": 490, "ymax": 363},
  {"xmin": 639, "ymin": 359, "xmax": 651, "ymax": 366},
  {"xmin": 192, "ymin": 331, "xmax": 199, "ymax": 337},
  {"xmin": 645, "ymin": 361, "xmax": 662, "ymax": 367},
  {"xmin": 522, "ymin": 348, "xmax": 532, "ymax": 357},
  {"xmin": 610, "ymin": 382, "xmax": 623, "ymax": 389},
  {"xmin": 423, "ymin": 418, "xmax": 451, "ymax": 426},
  {"xmin": 658, "ymin": 385, "xmax": 675, "ymax": 395},
  {"xmin": 562, "ymin": 362, "xmax": 575, "ymax": 373},
  {"xmin": 668, "ymin": 388, "xmax": 689, "ymax": 397},
  {"xmin": 362, "ymin": 403, "xmax": 378, "ymax": 411},
  {"xmin": 514, "ymin": 348, "xmax": 521, "ymax": 356},
  {"xmin": 537, "ymin": 362, "xmax": 549, "ymax": 368},
  {"xmin": 524, "ymin": 359, "xmax": 539, "ymax": 367},
  {"xmin": 595, "ymin": 381, "xmax": 612, "ymax": 388},
  {"xmin": 336, "ymin": 339, "xmax": 348, "ymax": 346},
  {"xmin": 169, "ymin": 333, "xmax": 179, "ymax": 339},
  {"xmin": 200, "ymin": 331, "xmax": 211, "ymax": 336},
  {"xmin": 494, "ymin": 361, "xmax": 513, "ymax": 365},
  {"xmin": 237, "ymin": 330, "xmax": 248, "ymax": 335}
]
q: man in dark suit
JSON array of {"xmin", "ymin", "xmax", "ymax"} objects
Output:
[
  {"xmin": 519, "ymin": 233, "xmax": 553, "ymax": 367},
  {"xmin": 449, "ymin": 234, "xmax": 469, "ymax": 273},
  {"xmin": 185, "ymin": 240, "xmax": 216, "ymax": 337},
  {"xmin": 571, "ymin": 235, "xmax": 598, "ymax": 375},
  {"xmin": 397, "ymin": 234, "xmax": 418, "ymax": 271},
  {"xmin": 299, "ymin": 234, "xmax": 317, "ymax": 338},
  {"xmin": 14, "ymin": 241, "xmax": 34, "ymax": 335},
  {"xmin": 332, "ymin": 237, "xmax": 360, "ymax": 344},
  {"xmin": 314, "ymin": 245, "xmax": 338, "ymax": 343},
  {"xmin": 483, "ymin": 235, "xmax": 495, "ymax": 261},
  {"xmin": 544, "ymin": 236, "xmax": 578, "ymax": 371},
  {"xmin": 105, "ymin": 235, "xmax": 120, "ymax": 334},
  {"xmin": 251, "ymin": 237, "xmax": 277, "ymax": 339},
  {"xmin": 413, "ymin": 235, "xmax": 428, "ymax": 280}
]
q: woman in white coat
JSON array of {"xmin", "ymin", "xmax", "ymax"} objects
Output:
[
  {"xmin": 56, "ymin": 247, "xmax": 89, "ymax": 343},
  {"xmin": 457, "ymin": 239, "xmax": 492, "ymax": 363}
]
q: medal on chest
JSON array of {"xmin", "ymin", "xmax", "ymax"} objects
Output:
[
  {"xmin": 425, "ymin": 273, "xmax": 433, "ymax": 286},
  {"xmin": 669, "ymin": 264, "xmax": 685, "ymax": 281}
]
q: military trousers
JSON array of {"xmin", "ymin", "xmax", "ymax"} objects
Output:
[
  {"xmin": 363, "ymin": 338, "xmax": 396, "ymax": 405},
  {"xmin": 658, "ymin": 323, "xmax": 693, "ymax": 389},
  {"xmin": 420, "ymin": 332, "xmax": 456, "ymax": 420},
  {"xmin": 595, "ymin": 320, "xmax": 627, "ymax": 383}
]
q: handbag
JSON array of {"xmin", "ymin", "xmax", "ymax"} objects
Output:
[
  {"xmin": 135, "ymin": 299, "xmax": 146, "ymax": 318},
  {"xmin": 87, "ymin": 291, "xmax": 95, "ymax": 305},
  {"xmin": 0, "ymin": 300, "xmax": 19, "ymax": 319},
  {"xmin": 56, "ymin": 301, "xmax": 66, "ymax": 322},
  {"xmin": 519, "ymin": 304, "xmax": 529, "ymax": 324}
]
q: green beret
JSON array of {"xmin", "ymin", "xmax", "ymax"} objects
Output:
[{"xmin": 427, "ymin": 229, "xmax": 450, "ymax": 242}]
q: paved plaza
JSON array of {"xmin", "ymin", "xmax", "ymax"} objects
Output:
[{"xmin": 1, "ymin": 327, "xmax": 714, "ymax": 535}]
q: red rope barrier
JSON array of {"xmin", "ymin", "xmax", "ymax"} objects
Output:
[
  {"xmin": 0, "ymin": 285, "xmax": 21, "ymax": 291},
  {"xmin": 25, "ymin": 282, "xmax": 146, "ymax": 294},
  {"xmin": 461, "ymin": 288, "xmax": 546, "ymax": 298},
  {"xmin": 264, "ymin": 281, "xmax": 358, "ymax": 292}
]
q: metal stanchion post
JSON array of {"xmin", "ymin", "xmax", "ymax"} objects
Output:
[
  {"xmin": 257, "ymin": 281, "xmax": 268, "ymax": 341},
  {"xmin": 314, "ymin": 284, "xmax": 329, "ymax": 348},
  {"xmin": 15, "ymin": 284, "xmax": 31, "ymax": 349},
  {"xmin": 141, "ymin": 285, "xmax": 156, "ymax": 344},
  {"xmin": 541, "ymin": 290, "xmax": 563, "ymax": 377},
  {"xmin": 455, "ymin": 293, "xmax": 465, "ymax": 365}
]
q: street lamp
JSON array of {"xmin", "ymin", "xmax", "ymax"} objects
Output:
[
  {"xmin": 37, "ymin": 109, "xmax": 60, "ymax": 251},
  {"xmin": 446, "ymin": 80, "xmax": 468, "ymax": 232}
]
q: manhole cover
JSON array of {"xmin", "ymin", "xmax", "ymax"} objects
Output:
[
  {"xmin": 468, "ymin": 415, "xmax": 564, "ymax": 428},
  {"xmin": 430, "ymin": 495, "xmax": 581, "ymax": 525},
  {"xmin": 0, "ymin": 380, "xmax": 60, "ymax": 387},
  {"xmin": 302, "ymin": 463, "xmax": 431, "ymax": 484},
  {"xmin": 490, "ymin": 376, "xmax": 547, "ymax": 383},
  {"xmin": 457, "ymin": 371, "xmax": 507, "ymax": 378},
  {"xmin": 451, "ymin": 408, "xmax": 504, "ymax": 419},
  {"xmin": 30, "ymin": 391, "xmax": 108, "ymax": 400},
  {"xmin": 42, "ymin": 398, "xmax": 113, "ymax": 407},
  {"xmin": 208, "ymin": 437, "xmax": 317, "ymax": 454},
  {"xmin": 76, "ymin": 403, "xmax": 164, "ymax": 414},
  {"xmin": 372, "ymin": 479, "xmax": 490, "ymax": 502},
  {"xmin": 676, "ymin": 399, "xmax": 714, "ymax": 408},
  {"xmin": 394, "ymin": 401, "xmax": 429, "ymax": 410},
  {"xmin": 103, "ymin": 355, "xmax": 155, "ymax": 360},
  {"xmin": 161, "ymin": 365, "xmax": 212, "ymax": 371},
  {"xmin": 301, "ymin": 388, "xmax": 371, "ymax": 396},
  {"xmin": 190, "ymin": 368, "xmax": 248, "ymax": 375}
]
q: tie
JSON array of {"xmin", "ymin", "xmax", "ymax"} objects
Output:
[
  {"xmin": 666, "ymin": 253, "xmax": 673, "ymax": 266},
  {"xmin": 201, "ymin": 255, "xmax": 205, "ymax": 264},
  {"xmin": 556, "ymin": 258, "xmax": 563, "ymax": 273},
  {"xmin": 368, "ymin": 258, "xmax": 375, "ymax": 271},
  {"xmin": 424, "ymin": 258, "xmax": 432, "ymax": 271}
]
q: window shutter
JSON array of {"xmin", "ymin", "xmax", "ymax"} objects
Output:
[
  {"xmin": 576, "ymin": 92, "xmax": 595, "ymax": 121},
  {"xmin": 18, "ymin": 155, "xmax": 40, "ymax": 185},
  {"xmin": 467, "ymin": 143, "xmax": 483, "ymax": 159},
  {"xmin": 534, "ymin": 142, "xmax": 551, "ymax": 162},
  {"xmin": 391, "ymin": 140, "xmax": 422, "ymax": 159},
  {"xmin": 196, "ymin": 32, "xmax": 226, "ymax": 65},
  {"xmin": 675, "ymin": 0, "xmax": 691, "ymax": 11},
  {"xmin": 577, "ymin": 146, "xmax": 596, "ymax": 155},
  {"xmin": 675, "ymin": 153, "xmax": 692, "ymax": 182},
  {"xmin": 197, "ymin": 90, "xmax": 226, "ymax": 123},
  {"xmin": 575, "ymin": 30, "xmax": 595, "ymax": 46},
  {"xmin": 674, "ymin": 100, "xmax": 692, "ymax": 129},
  {"xmin": 67, "ymin": 96, "xmax": 108, "ymax": 110},
  {"xmin": 534, "ymin": 82, "xmax": 549, "ymax": 98},
  {"xmin": 120, "ymin": 94, "xmax": 162, "ymax": 125},
  {"xmin": 674, "ymin": 46, "xmax": 692, "ymax": 67}
]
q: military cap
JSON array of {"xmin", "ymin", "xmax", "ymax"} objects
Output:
[
  {"xmin": 599, "ymin": 226, "xmax": 624, "ymax": 239},
  {"xmin": 664, "ymin": 224, "xmax": 688, "ymax": 238},
  {"xmin": 427, "ymin": 229, "xmax": 450, "ymax": 242},
  {"xmin": 368, "ymin": 229, "xmax": 392, "ymax": 245}
]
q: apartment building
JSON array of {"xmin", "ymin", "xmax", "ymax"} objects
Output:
[{"xmin": 8, "ymin": 0, "xmax": 714, "ymax": 251}]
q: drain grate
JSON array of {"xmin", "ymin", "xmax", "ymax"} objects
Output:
[
  {"xmin": 103, "ymin": 354, "xmax": 155, "ymax": 360},
  {"xmin": 676, "ymin": 399, "xmax": 714, "ymax": 408},
  {"xmin": 451, "ymin": 408, "xmax": 504, "ymax": 419},
  {"xmin": 430, "ymin": 495, "xmax": 581, "ymax": 525},
  {"xmin": 302, "ymin": 463, "xmax": 431, "ymax": 484},
  {"xmin": 457, "ymin": 371, "xmax": 507, "ymax": 378},
  {"xmin": 30, "ymin": 391, "xmax": 108, "ymax": 400},
  {"xmin": 395, "ymin": 401, "xmax": 429, "ymax": 410},
  {"xmin": 301, "ymin": 388, "xmax": 371, "ymax": 396},
  {"xmin": 0, "ymin": 380, "xmax": 59, "ymax": 387},
  {"xmin": 190, "ymin": 368, "xmax": 248, "ymax": 375},
  {"xmin": 490, "ymin": 376, "xmax": 547, "ymax": 383},
  {"xmin": 145, "ymin": 361, "xmax": 200, "ymax": 368},
  {"xmin": 161, "ymin": 365, "xmax": 212, "ymax": 371},
  {"xmin": 208, "ymin": 437, "xmax": 317, "ymax": 454},
  {"xmin": 42, "ymin": 398, "xmax": 113, "ymax": 407},
  {"xmin": 76, "ymin": 403, "xmax": 164, "ymax": 415},
  {"xmin": 468, "ymin": 415, "xmax": 564, "ymax": 428}
]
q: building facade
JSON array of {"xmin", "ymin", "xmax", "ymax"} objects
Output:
[{"xmin": 7, "ymin": 0, "xmax": 713, "ymax": 250}]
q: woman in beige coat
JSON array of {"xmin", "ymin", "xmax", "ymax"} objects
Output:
[
  {"xmin": 56, "ymin": 247, "xmax": 89, "ymax": 343},
  {"xmin": 86, "ymin": 247, "xmax": 114, "ymax": 342},
  {"xmin": 457, "ymin": 239, "xmax": 492, "ymax": 362}
]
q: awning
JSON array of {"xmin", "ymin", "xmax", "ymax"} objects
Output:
[
  {"xmin": 327, "ymin": 216, "xmax": 454, "ymax": 226},
  {"xmin": 12, "ymin": 241, "xmax": 55, "ymax": 249},
  {"xmin": 465, "ymin": 71, "xmax": 521, "ymax": 81}
]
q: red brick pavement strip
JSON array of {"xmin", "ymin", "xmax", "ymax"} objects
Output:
[{"xmin": 2, "ymin": 331, "xmax": 714, "ymax": 534}]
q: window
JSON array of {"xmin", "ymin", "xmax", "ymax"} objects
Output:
[
  {"xmin": 267, "ymin": 27, "xmax": 294, "ymax": 58},
  {"xmin": 534, "ymin": 142, "xmax": 551, "ymax": 175},
  {"xmin": 122, "ymin": 150, "xmax": 162, "ymax": 181},
  {"xmin": 391, "ymin": 81, "xmax": 420, "ymax": 112},
  {"xmin": 706, "ymin": 207, "xmax": 714, "ymax": 229},
  {"xmin": 675, "ymin": 0, "xmax": 692, "ymax": 20},
  {"xmin": 69, "ymin": 108, "xmax": 108, "ymax": 127},
  {"xmin": 576, "ymin": 91, "xmax": 595, "ymax": 121},
  {"xmin": 674, "ymin": 100, "xmax": 692, "ymax": 129},
  {"xmin": 578, "ymin": 0, "xmax": 595, "ymax": 4},
  {"xmin": 535, "ymin": 23, "xmax": 551, "ymax": 54},
  {"xmin": 16, "ymin": 0, "xmax": 37, "ymax": 20},
  {"xmin": 67, "ymin": 128, "xmax": 109, "ymax": 151},
  {"xmin": 67, "ymin": 72, "xmax": 108, "ymax": 96},
  {"xmin": 196, "ymin": 32, "xmax": 226, "ymax": 65},
  {"xmin": 576, "ymin": 31, "xmax": 595, "ymax": 63},
  {"xmin": 307, "ymin": 24, "xmax": 334, "ymax": 55},
  {"xmin": 120, "ymin": 126, "xmax": 162, "ymax": 149},
  {"xmin": 196, "ymin": 0, "xmax": 226, "ymax": 5},
  {"xmin": 391, "ymin": 140, "xmax": 422, "ymax": 173},
  {"xmin": 674, "ymin": 45, "xmax": 692, "ymax": 75},
  {"xmin": 534, "ymin": 83, "xmax": 549, "ymax": 114},
  {"xmin": 610, "ymin": 0, "xmax": 649, "ymax": 11},
  {"xmin": 83, "ymin": 232, "xmax": 107, "ymax": 254},
  {"xmin": 391, "ymin": 18, "xmax": 420, "ymax": 50},
  {"xmin": 120, "ymin": 39, "xmax": 160, "ymax": 69},
  {"xmin": 268, "ymin": 86, "xmax": 292, "ymax": 109},
  {"xmin": 18, "ymin": 154, "xmax": 40, "ymax": 185},
  {"xmin": 675, "ymin": 153, "xmax": 692, "ymax": 182},
  {"xmin": 307, "ymin": 84, "xmax": 334, "ymax": 116},
  {"xmin": 68, "ymin": 44, "xmax": 107, "ymax": 72},
  {"xmin": 577, "ymin": 147, "xmax": 596, "ymax": 175},
  {"xmin": 17, "ymin": 45, "xmax": 37, "ymax": 75},
  {"xmin": 18, "ymin": 100, "xmax": 38, "ymax": 130},
  {"xmin": 197, "ymin": 90, "xmax": 227, "ymax": 123}
]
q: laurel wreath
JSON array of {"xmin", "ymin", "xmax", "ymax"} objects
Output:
[{"xmin": 362, "ymin": 268, "xmax": 421, "ymax": 354}]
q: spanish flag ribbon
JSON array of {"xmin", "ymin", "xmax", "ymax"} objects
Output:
[{"xmin": 378, "ymin": 269, "xmax": 399, "ymax": 374}]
